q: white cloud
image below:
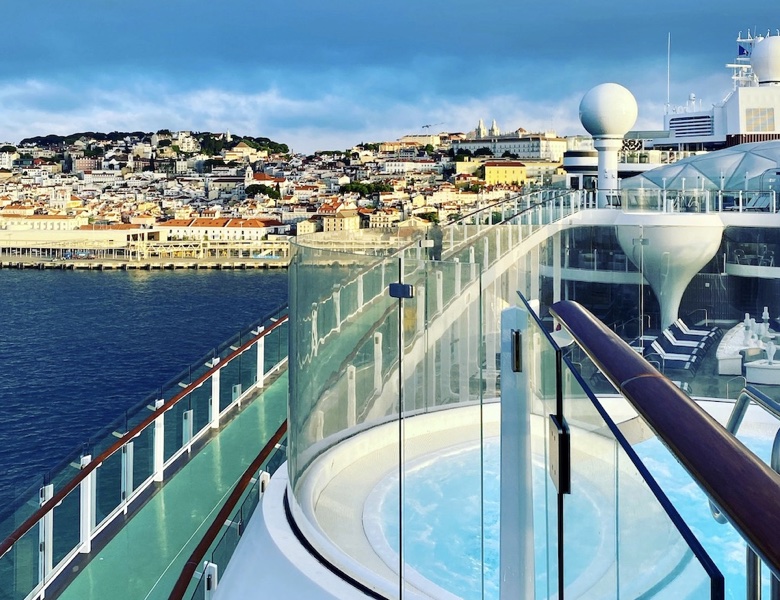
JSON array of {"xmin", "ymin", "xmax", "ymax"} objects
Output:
[{"xmin": 0, "ymin": 54, "xmax": 739, "ymax": 153}]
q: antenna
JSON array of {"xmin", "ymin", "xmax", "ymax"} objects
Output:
[{"xmin": 667, "ymin": 32, "xmax": 671, "ymax": 107}]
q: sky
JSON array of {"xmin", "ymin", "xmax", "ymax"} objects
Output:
[{"xmin": 0, "ymin": 1, "xmax": 777, "ymax": 154}]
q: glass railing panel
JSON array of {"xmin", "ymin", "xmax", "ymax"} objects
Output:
[
  {"xmin": 189, "ymin": 379, "xmax": 212, "ymax": 435},
  {"xmin": 263, "ymin": 321, "xmax": 287, "ymax": 373},
  {"xmin": 51, "ymin": 482, "xmax": 80, "ymax": 568},
  {"xmin": 94, "ymin": 451, "xmax": 123, "ymax": 526},
  {"xmin": 238, "ymin": 345, "xmax": 258, "ymax": 397},
  {"xmin": 631, "ymin": 428, "xmax": 770, "ymax": 598},
  {"xmin": 289, "ymin": 239, "xmax": 402, "ymax": 596},
  {"xmin": 218, "ymin": 358, "xmax": 241, "ymax": 412},
  {"xmin": 163, "ymin": 393, "xmax": 188, "ymax": 462},
  {"xmin": 524, "ymin": 308, "xmax": 560, "ymax": 599},
  {"xmin": 561, "ymin": 362, "xmax": 717, "ymax": 598},
  {"xmin": 0, "ymin": 483, "xmax": 42, "ymax": 542},
  {"xmin": 0, "ymin": 521, "xmax": 40, "ymax": 600},
  {"xmin": 131, "ymin": 422, "xmax": 155, "ymax": 490},
  {"xmin": 402, "ymin": 255, "xmax": 497, "ymax": 598}
]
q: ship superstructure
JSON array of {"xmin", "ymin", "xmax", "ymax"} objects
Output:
[{"xmin": 653, "ymin": 30, "xmax": 780, "ymax": 151}]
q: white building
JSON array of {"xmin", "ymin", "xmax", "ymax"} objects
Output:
[{"xmin": 453, "ymin": 126, "xmax": 567, "ymax": 162}]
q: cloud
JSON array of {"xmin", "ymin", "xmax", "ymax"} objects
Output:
[{"xmin": 0, "ymin": 4, "xmax": 764, "ymax": 154}]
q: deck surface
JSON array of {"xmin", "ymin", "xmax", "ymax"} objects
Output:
[{"xmin": 58, "ymin": 372, "xmax": 288, "ymax": 600}]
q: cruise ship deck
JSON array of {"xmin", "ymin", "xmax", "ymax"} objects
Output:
[{"xmin": 3, "ymin": 186, "xmax": 780, "ymax": 600}]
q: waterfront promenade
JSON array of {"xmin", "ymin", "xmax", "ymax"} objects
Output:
[{"xmin": 0, "ymin": 255, "xmax": 288, "ymax": 270}]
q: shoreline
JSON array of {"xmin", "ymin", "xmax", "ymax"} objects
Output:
[{"xmin": 0, "ymin": 256, "xmax": 289, "ymax": 271}]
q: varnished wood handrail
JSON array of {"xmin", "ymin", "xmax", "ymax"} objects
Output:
[
  {"xmin": 550, "ymin": 300, "xmax": 780, "ymax": 580},
  {"xmin": 0, "ymin": 315, "xmax": 288, "ymax": 559},
  {"xmin": 168, "ymin": 420, "xmax": 287, "ymax": 600}
]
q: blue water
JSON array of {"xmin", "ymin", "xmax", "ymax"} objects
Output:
[
  {"xmin": 0, "ymin": 268, "xmax": 287, "ymax": 514},
  {"xmin": 377, "ymin": 434, "xmax": 775, "ymax": 599}
]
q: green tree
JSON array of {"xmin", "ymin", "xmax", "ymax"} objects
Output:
[
  {"xmin": 339, "ymin": 182, "xmax": 393, "ymax": 197},
  {"xmin": 454, "ymin": 148, "xmax": 473, "ymax": 162},
  {"xmin": 474, "ymin": 147, "xmax": 493, "ymax": 157},
  {"xmin": 245, "ymin": 184, "xmax": 281, "ymax": 199},
  {"xmin": 0, "ymin": 145, "xmax": 17, "ymax": 153},
  {"xmin": 424, "ymin": 144, "xmax": 435, "ymax": 154}
]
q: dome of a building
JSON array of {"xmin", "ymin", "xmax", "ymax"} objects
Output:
[
  {"xmin": 751, "ymin": 36, "xmax": 780, "ymax": 85},
  {"xmin": 579, "ymin": 83, "xmax": 638, "ymax": 137}
]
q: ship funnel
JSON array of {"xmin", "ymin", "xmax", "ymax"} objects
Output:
[{"xmin": 615, "ymin": 214, "xmax": 724, "ymax": 329}]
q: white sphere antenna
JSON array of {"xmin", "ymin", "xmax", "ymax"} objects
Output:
[
  {"xmin": 579, "ymin": 83, "xmax": 638, "ymax": 137},
  {"xmin": 579, "ymin": 83, "xmax": 638, "ymax": 207},
  {"xmin": 751, "ymin": 35, "xmax": 780, "ymax": 85}
]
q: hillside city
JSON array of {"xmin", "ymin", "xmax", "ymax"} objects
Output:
[{"xmin": 0, "ymin": 122, "xmax": 596, "ymax": 262}]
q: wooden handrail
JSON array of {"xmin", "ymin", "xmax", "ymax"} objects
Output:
[
  {"xmin": 0, "ymin": 315, "xmax": 288, "ymax": 559},
  {"xmin": 168, "ymin": 420, "xmax": 287, "ymax": 599},
  {"xmin": 550, "ymin": 300, "xmax": 780, "ymax": 580}
]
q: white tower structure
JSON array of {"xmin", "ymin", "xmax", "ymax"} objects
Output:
[
  {"xmin": 579, "ymin": 83, "xmax": 638, "ymax": 207},
  {"xmin": 476, "ymin": 119, "xmax": 487, "ymax": 139}
]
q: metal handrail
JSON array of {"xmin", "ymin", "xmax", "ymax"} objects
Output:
[
  {"xmin": 710, "ymin": 385, "xmax": 780, "ymax": 523},
  {"xmin": 168, "ymin": 420, "xmax": 287, "ymax": 600},
  {"xmin": 714, "ymin": 385, "xmax": 780, "ymax": 599},
  {"xmin": 550, "ymin": 299, "xmax": 780, "ymax": 581},
  {"xmin": 0, "ymin": 315, "xmax": 289, "ymax": 560}
]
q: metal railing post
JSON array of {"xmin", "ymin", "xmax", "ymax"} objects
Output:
[
  {"xmin": 210, "ymin": 357, "xmax": 221, "ymax": 427},
  {"xmin": 153, "ymin": 399, "xmax": 165, "ymax": 482},
  {"xmin": 79, "ymin": 455, "xmax": 94, "ymax": 553},
  {"xmin": 121, "ymin": 441, "xmax": 134, "ymax": 505},
  {"xmin": 255, "ymin": 334, "xmax": 265, "ymax": 389},
  {"xmin": 39, "ymin": 484, "xmax": 53, "ymax": 582}
]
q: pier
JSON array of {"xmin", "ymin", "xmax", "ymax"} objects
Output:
[{"xmin": 0, "ymin": 257, "xmax": 288, "ymax": 271}]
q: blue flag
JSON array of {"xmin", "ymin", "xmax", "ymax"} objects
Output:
[{"xmin": 739, "ymin": 44, "xmax": 749, "ymax": 56}]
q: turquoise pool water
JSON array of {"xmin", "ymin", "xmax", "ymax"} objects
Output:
[{"xmin": 369, "ymin": 432, "xmax": 775, "ymax": 599}]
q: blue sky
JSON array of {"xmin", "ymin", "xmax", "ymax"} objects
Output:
[{"xmin": 0, "ymin": 1, "xmax": 777, "ymax": 153}]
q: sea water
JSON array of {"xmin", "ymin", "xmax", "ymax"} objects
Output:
[{"xmin": 0, "ymin": 268, "xmax": 287, "ymax": 514}]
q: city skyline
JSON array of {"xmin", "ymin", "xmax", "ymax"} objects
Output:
[{"xmin": 0, "ymin": 1, "xmax": 777, "ymax": 154}]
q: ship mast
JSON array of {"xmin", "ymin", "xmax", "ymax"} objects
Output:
[{"xmin": 726, "ymin": 30, "xmax": 759, "ymax": 90}]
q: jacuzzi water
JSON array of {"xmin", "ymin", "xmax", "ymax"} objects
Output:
[{"xmin": 368, "ymin": 433, "xmax": 775, "ymax": 599}]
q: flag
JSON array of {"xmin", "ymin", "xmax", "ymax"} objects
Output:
[{"xmin": 739, "ymin": 44, "xmax": 749, "ymax": 56}]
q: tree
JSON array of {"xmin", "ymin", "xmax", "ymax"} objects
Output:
[
  {"xmin": 424, "ymin": 144, "xmax": 435, "ymax": 154},
  {"xmin": 84, "ymin": 146, "xmax": 104, "ymax": 158},
  {"xmin": 245, "ymin": 184, "xmax": 280, "ymax": 200},
  {"xmin": 501, "ymin": 150, "xmax": 518, "ymax": 159},
  {"xmin": 339, "ymin": 182, "xmax": 393, "ymax": 197},
  {"xmin": 454, "ymin": 148, "xmax": 473, "ymax": 162},
  {"xmin": 0, "ymin": 145, "xmax": 17, "ymax": 153},
  {"xmin": 474, "ymin": 147, "xmax": 493, "ymax": 157}
]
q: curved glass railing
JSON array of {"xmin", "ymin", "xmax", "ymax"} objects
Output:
[
  {"xmin": 0, "ymin": 305, "xmax": 289, "ymax": 600},
  {"xmin": 619, "ymin": 188, "xmax": 778, "ymax": 213},
  {"xmin": 286, "ymin": 190, "xmax": 699, "ymax": 597},
  {"xmin": 286, "ymin": 188, "xmax": 780, "ymax": 598}
]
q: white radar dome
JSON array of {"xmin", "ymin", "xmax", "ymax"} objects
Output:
[
  {"xmin": 751, "ymin": 36, "xmax": 780, "ymax": 85},
  {"xmin": 579, "ymin": 83, "xmax": 638, "ymax": 137}
]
